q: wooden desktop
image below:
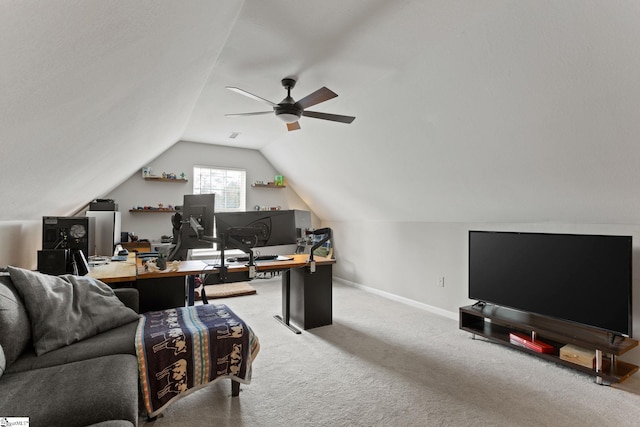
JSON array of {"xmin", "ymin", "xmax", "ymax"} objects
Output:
[{"xmin": 88, "ymin": 253, "xmax": 335, "ymax": 333}]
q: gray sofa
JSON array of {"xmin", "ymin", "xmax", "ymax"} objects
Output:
[{"xmin": 0, "ymin": 268, "xmax": 141, "ymax": 427}]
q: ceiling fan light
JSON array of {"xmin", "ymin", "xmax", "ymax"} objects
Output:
[{"xmin": 277, "ymin": 113, "xmax": 300, "ymax": 123}]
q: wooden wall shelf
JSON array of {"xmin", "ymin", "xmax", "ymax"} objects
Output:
[
  {"xmin": 143, "ymin": 177, "xmax": 188, "ymax": 183},
  {"xmin": 252, "ymin": 183, "xmax": 286, "ymax": 188}
]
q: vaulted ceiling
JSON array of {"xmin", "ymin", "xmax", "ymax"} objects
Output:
[{"xmin": 4, "ymin": 1, "xmax": 640, "ymax": 225}]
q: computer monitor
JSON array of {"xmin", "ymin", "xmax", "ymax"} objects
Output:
[
  {"xmin": 168, "ymin": 194, "xmax": 215, "ymax": 260},
  {"xmin": 214, "ymin": 210, "xmax": 304, "ymax": 248},
  {"xmin": 182, "ymin": 194, "xmax": 215, "ymax": 237}
]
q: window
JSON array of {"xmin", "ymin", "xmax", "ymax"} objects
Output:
[{"xmin": 193, "ymin": 166, "xmax": 246, "ymax": 212}]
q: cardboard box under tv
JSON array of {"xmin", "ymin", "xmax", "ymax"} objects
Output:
[{"xmin": 560, "ymin": 344, "xmax": 595, "ymax": 369}]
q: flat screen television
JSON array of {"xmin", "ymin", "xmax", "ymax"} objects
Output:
[{"xmin": 468, "ymin": 230, "xmax": 632, "ymax": 337}]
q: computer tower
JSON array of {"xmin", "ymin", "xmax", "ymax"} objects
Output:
[{"xmin": 42, "ymin": 216, "xmax": 96, "ymax": 257}]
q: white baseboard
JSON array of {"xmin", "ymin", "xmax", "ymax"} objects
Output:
[{"xmin": 334, "ymin": 277, "xmax": 458, "ymax": 321}]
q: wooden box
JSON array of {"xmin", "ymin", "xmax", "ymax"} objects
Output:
[{"xmin": 560, "ymin": 344, "xmax": 595, "ymax": 369}]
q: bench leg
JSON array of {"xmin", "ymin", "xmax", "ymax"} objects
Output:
[{"xmin": 231, "ymin": 380, "xmax": 240, "ymax": 396}]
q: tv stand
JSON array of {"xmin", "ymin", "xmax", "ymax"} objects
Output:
[{"xmin": 459, "ymin": 304, "xmax": 639, "ymax": 384}]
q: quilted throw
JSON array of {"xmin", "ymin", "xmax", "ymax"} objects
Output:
[{"xmin": 135, "ymin": 304, "xmax": 260, "ymax": 417}]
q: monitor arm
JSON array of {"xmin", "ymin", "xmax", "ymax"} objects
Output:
[
  {"xmin": 171, "ymin": 217, "xmax": 262, "ymax": 282},
  {"xmin": 195, "ymin": 223, "xmax": 261, "ymax": 281},
  {"xmin": 307, "ymin": 227, "xmax": 332, "ymax": 273},
  {"xmin": 190, "ymin": 216, "xmax": 206, "ymax": 238},
  {"xmin": 169, "ymin": 215, "xmax": 217, "ymax": 261},
  {"xmin": 222, "ymin": 226, "xmax": 262, "ymax": 264}
]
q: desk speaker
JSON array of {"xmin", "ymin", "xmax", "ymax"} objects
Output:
[{"xmin": 37, "ymin": 249, "xmax": 70, "ymax": 275}]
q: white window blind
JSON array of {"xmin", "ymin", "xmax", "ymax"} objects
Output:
[{"xmin": 193, "ymin": 166, "xmax": 246, "ymax": 212}]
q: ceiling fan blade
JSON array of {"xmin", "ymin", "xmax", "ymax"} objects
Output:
[
  {"xmin": 302, "ymin": 110, "xmax": 356, "ymax": 124},
  {"xmin": 226, "ymin": 87, "xmax": 277, "ymax": 107},
  {"xmin": 296, "ymin": 87, "xmax": 338, "ymax": 109},
  {"xmin": 225, "ymin": 111, "xmax": 273, "ymax": 117},
  {"xmin": 287, "ymin": 121, "xmax": 301, "ymax": 131}
]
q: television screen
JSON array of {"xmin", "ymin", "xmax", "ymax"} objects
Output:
[{"xmin": 468, "ymin": 231, "xmax": 632, "ymax": 336}]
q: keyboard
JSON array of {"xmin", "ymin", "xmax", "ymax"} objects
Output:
[{"xmin": 228, "ymin": 254, "xmax": 278, "ymax": 262}]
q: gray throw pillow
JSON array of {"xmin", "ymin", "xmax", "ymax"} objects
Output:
[
  {"xmin": 0, "ymin": 273, "xmax": 32, "ymax": 366},
  {"xmin": 7, "ymin": 266, "xmax": 140, "ymax": 355}
]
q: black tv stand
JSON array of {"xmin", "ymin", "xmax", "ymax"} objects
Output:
[
  {"xmin": 609, "ymin": 333, "xmax": 624, "ymax": 346},
  {"xmin": 459, "ymin": 304, "xmax": 639, "ymax": 384}
]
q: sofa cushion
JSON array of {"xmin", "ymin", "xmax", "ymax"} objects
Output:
[
  {"xmin": 6, "ymin": 319, "xmax": 138, "ymax": 374},
  {"xmin": 0, "ymin": 354, "xmax": 139, "ymax": 427},
  {"xmin": 7, "ymin": 267, "xmax": 140, "ymax": 355},
  {"xmin": 0, "ymin": 273, "xmax": 31, "ymax": 366}
]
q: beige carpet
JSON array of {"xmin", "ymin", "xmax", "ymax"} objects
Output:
[
  {"xmin": 140, "ymin": 277, "xmax": 640, "ymax": 427},
  {"xmin": 201, "ymin": 282, "xmax": 256, "ymax": 299}
]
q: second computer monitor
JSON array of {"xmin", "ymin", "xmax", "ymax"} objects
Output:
[{"xmin": 215, "ymin": 210, "xmax": 309, "ymax": 248}]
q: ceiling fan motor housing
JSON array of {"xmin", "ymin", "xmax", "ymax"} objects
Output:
[{"xmin": 275, "ymin": 98, "xmax": 302, "ymax": 123}]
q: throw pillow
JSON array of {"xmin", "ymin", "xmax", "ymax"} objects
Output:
[
  {"xmin": 7, "ymin": 267, "xmax": 140, "ymax": 355},
  {"xmin": 0, "ymin": 273, "xmax": 32, "ymax": 366}
]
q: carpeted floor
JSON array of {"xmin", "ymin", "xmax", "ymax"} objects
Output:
[{"xmin": 139, "ymin": 276, "xmax": 640, "ymax": 427}]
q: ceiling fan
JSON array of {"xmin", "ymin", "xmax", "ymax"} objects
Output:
[{"xmin": 225, "ymin": 78, "xmax": 355, "ymax": 131}]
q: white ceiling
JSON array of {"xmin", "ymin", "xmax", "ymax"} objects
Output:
[{"xmin": 4, "ymin": 1, "xmax": 640, "ymax": 225}]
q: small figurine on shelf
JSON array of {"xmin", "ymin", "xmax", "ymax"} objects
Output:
[{"xmin": 162, "ymin": 172, "xmax": 167, "ymax": 178}]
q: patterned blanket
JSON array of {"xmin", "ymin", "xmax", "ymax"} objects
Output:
[{"xmin": 135, "ymin": 304, "xmax": 260, "ymax": 417}]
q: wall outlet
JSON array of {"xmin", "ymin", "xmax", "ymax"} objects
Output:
[{"xmin": 438, "ymin": 276, "xmax": 445, "ymax": 287}]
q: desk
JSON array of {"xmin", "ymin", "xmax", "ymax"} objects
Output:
[
  {"xmin": 87, "ymin": 254, "xmax": 137, "ymax": 283},
  {"xmin": 89, "ymin": 254, "xmax": 335, "ymax": 333}
]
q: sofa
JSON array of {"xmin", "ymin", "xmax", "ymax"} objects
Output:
[{"xmin": 0, "ymin": 266, "xmax": 141, "ymax": 427}]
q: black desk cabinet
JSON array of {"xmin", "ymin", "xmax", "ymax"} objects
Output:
[
  {"xmin": 287, "ymin": 264, "xmax": 332, "ymax": 330},
  {"xmin": 137, "ymin": 276, "xmax": 186, "ymax": 313}
]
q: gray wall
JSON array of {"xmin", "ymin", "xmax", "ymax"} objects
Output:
[
  {"xmin": 106, "ymin": 141, "xmax": 318, "ymax": 243},
  {"xmin": 325, "ymin": 219, "xmax": 640, "ymax": 366}
]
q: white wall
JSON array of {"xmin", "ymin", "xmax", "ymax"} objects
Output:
[
  {"xmin": 325, "ymin": 219, "xmax": 640, "ymax": 366},
  {"xmin": 106, "ymin": 141, "xmax": 318, "ymax": 243},
  {"xmin": 0, "ymin": 220, "xmax": 41, "ymax": 269}
]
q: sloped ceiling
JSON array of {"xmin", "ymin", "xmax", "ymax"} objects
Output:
[
  {"xmin": 4, "ymin": 1, "xmax": 640, "ymax": 225},
  {"xmin": 1, "ymin": 1, "xmax": 241, "ymax": 220}
]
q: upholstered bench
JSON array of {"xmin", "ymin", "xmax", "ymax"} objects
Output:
[{"xmin": 135, "ymin": 304, "xmax": 260, "ymax": 418}]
